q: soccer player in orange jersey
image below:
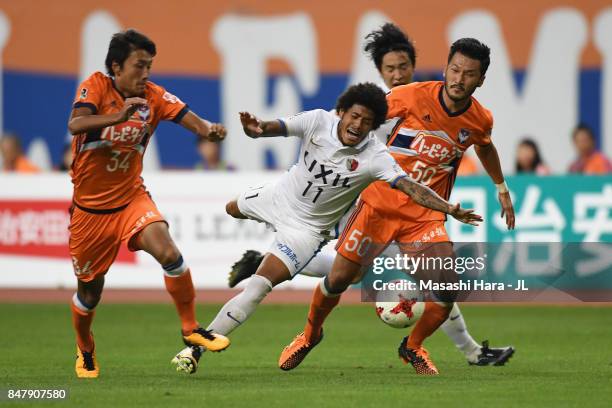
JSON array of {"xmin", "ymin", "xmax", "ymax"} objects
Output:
[
  {"xmin": 279, "ymin": 37, "xmax": 516, "ymax": 375},
  {"xmin": 224, "ymin": 24, "xmax": 513, "ymax": 368},
  {"xmin": 361, "ymin": 24, "xmax": 513, "ymax": 368},
  {"xmin": 67, "ymin": 29, "xmax": 229, "ymax": 378}
]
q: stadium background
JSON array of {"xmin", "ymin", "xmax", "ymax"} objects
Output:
[
  {"xmin": 0, "ymin": 2, "xmax": 611, "ymax": 407},
  {"xmin": 0, "ymin": 0, "xmax": 611, "ymax": 171},
  {"xmin": 0, "ymin": 0, "xmax": 610, "ymax": 289}
]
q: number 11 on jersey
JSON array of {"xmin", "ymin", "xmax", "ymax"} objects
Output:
[{"xmin": 302, "ymin": 181, "xmax": 324, "ymax": 203}]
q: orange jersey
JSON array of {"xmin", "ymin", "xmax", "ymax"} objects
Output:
[
  {"xmin": 3, "ymin": 156, "xmax": 40, "ymax": 173},
  {"xmin": 569, "ymin": 151, "xmax": 612, "ymax": 174},
  {"xmin": 361, "ymin": 81, "xmax": 493, "ymax": 221},
  {"xmin": 71, "ymin": 72, "xmax": 188, "ymax": 210}
]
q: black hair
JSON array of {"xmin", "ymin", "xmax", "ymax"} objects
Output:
[
  {"xmin": 515, "ymin": 138, "xmax": 544, "ymax": 173},
  {"xmin": 448, "ymin": 38, "xmax": 490, "ymax": 76},
  {"xmin": 105, "ymin": 29, "xmax": 156, "ymax": 77},
  {"xmin": 572, "ymin": 123, "xmax": 595, "ymax": 140},
  {"xmin": 335, "ymin": 83, "xmax": 388, "ymax": 130},
  {"xmin": 364, "ymin": 23, "xmax": 416, "ymax": 71}
]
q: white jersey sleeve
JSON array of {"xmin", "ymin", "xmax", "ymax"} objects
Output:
[
  {"xmin": 280, "ymin": 109, "xmax": 327, "ymax": 138},
  {"xmin": 372, "ymin": 118, "xmax": 399, "ymax": 144},
  {"xmin": 368, "ymin": 146, "xmax": 407, "ymax": 186}
]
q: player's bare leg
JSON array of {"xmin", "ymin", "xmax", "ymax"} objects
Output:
[
  {"xmin": 72, "ymin": 275, "xmax": 104, "ymax": 378},
  {"xmin": 225, "ymin": 199, "xmax": 247, "ymax": 219},
  {"xmin": 279, "ymin": 253, "xmax": 362, "ymax": 371},
  {"xmin": 134, "ymin": 221, "xmax": 229, "ymax": 352}
]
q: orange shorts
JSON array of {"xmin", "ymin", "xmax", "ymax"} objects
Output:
[
  {"xmin": 68, "ymin": 189, "xmax": 165, "ymax": 282},
  {"xmin": 336, "ymin": 200, "xmax": 449, "ymax": 265}
]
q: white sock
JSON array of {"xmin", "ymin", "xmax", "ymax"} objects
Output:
[
  {"xmin": 440, "ymin": 303, "xmax": 481, "ymax": 359},
  {"xmin": 206, "ymin": 274, "xmax": 273, "ymax": 336},
  {"xmin": 301, "ymin": 248, "xmax": 336, "ymax": 278}
]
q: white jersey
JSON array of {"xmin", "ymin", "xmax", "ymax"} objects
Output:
[
  {"xmin": 275, "ymin": 109, "xmax": 406, "ymax": 236},
  {"xmin": 373, "ymin": 81, "xmax": 399, "ymax": 144}
]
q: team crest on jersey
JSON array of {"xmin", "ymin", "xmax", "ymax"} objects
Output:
[
  {"xmin": 80, "ymin": 88, "xmax": 88, "ymax": 99},
  {"xmin": 346, "ymin": 158, "xmax": 359, "ymax": 171},
  {"xmin": 458, "ymin": 128, "xmax": 471, "ymax": 144},
  {"xmin": 137, "ymin": 105, "xmax": 151, "ymax": 121}
]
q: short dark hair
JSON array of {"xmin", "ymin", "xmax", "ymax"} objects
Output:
[
  {"xmin": 572, "ymin": 123, "xmax": 595, "ymax": 140},
  {"xmin": 448, "ymin": 38, "xmax": 490, "ymax": 76},
  {"xmin": 105, "ymin": 29, "xmax": 156, "ymax": 77},
  {"xmin": 364, "ymin": 23, "xmax": 416, "ymax": 71},
  {"xmin": 335, "ymin": 83, "xmax": 388, "ymax": 130}
]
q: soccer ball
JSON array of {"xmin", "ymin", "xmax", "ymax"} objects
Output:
[{"xmin": 375, "ymin": 281, "xmax": 424, "ymax": 329}]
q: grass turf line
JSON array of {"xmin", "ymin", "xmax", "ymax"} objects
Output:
[{"xmin": 0, "ymin": 304, "xmax": 611, "ymax": 407}]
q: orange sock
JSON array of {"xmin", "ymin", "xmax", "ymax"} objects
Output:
[
  {"xmin": 407, "ymin": 302, "xmax": 452, "ymax": 349},
  {"xmin": 71, "ymin": 303, "xmax": 95, "ymax": 352},
  {"xmin": 304, "ymin": 283, "xmax": 341, "ymax": 342},
  {"xmin": 164, "ymin": 269, "xmax": 199, "ymax": 334}
]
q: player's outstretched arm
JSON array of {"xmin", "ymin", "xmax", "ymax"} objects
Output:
[
  {"xmin": 68, "ymin": 97, "xmax": 147, "ymax": 135},
  {"xmin": 394, "ymin": 177, "xmax": 483, "ymax": 226},
  {"xmin": 474, "ymin": 142, "xmax": 515, "ymax": 230},
  {"xmin": 179, "ymin": 111, "xmax": 226, "ymax": 142},
  {"xmin": 239, "ymin": 112, "xmax": 286, "ymax": 138}
]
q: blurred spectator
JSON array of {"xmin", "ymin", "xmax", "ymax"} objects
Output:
[
  {"xmin": 457, "ymin": 153, "xmax": 480, "ymax": 176},
  {"xmin": 568, "ymin": 124, "xmax": 612, "ymax": 174},
  {"xmin": 264, "ymin": 148, "xmax": 278, "ymax": 170},
  {"xmin": 515, "ymin": 138, "xmax": 551, "ymax": 175},
  {"xmin": 57, "ymin": 144, "xmax": 73, "ymax": 171},
  {"xmin": 0, "ymin": 134, "xmax": 40, "ymax": 173},
  {"xmin": 194, "ymin": 136, "xmax": 234, "ymax": 170}
]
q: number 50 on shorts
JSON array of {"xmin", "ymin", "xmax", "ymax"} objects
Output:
[{"xmin": 344, "ymin": 229, "xmax": 372, "ymax": 257}]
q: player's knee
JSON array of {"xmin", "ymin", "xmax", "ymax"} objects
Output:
[
  {"xmin": 75, "ymin": 276, "xmax": 104, "ymax": 309},
  {"xmin": 161, "ymin": 251, "xmax": 186, "ymax": 276},
  {"xmin": 326, "ymin": 255, "xmax": 361, "ymax": 291},
  {"xmin": 73, "ymin": 292, "xmax": 100, "ymax": 310},
  {"xmin": 157, "ymin": 245, "xmax": 181, "ymax": 268},
  {"xmin": 350, "ymin": 266, "xmax": 368, "ymax": 284},
  {"xmin": 226, "ymin": 200, "xmax": 246, "ymax": 219},
  {"xmin": 325, "ymin": 273, "xmax": 352, "ymax": 293}
]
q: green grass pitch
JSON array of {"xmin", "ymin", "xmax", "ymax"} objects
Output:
[{"xmin": 1, "ymin": 303, "xmax": 611, "ymax": 407}]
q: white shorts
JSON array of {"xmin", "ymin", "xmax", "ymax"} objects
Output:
[{"xmin": 237, "ymin": 183, "xmax": 328, "ymax": 276}]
